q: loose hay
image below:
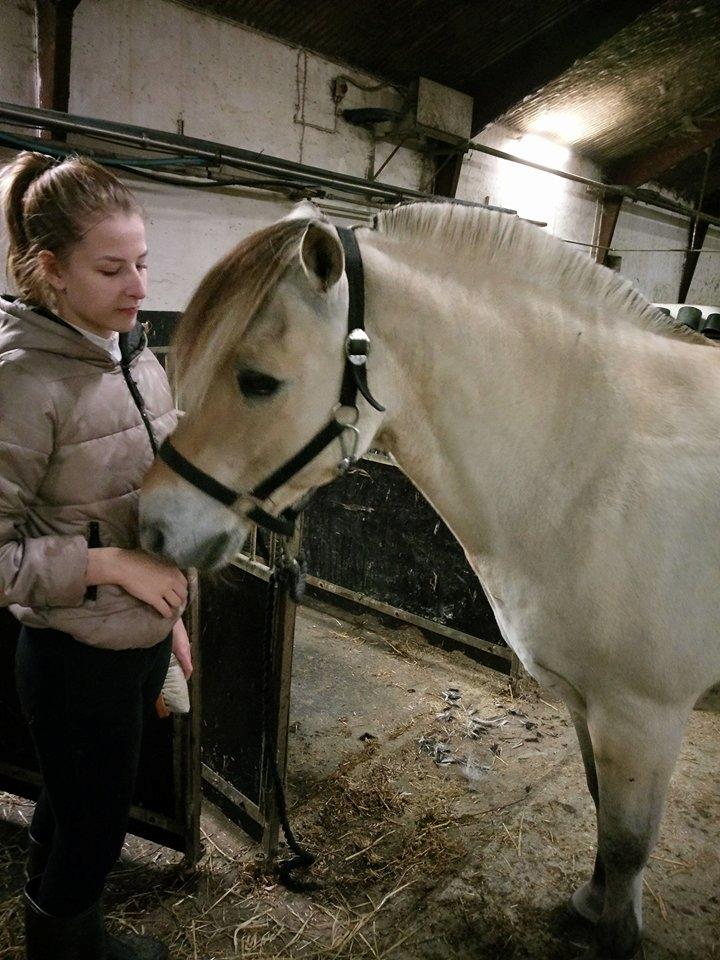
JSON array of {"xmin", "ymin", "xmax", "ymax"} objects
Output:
[{"xmin": 0, "ymin": 746, "xmax": 466, "ymax": 960}]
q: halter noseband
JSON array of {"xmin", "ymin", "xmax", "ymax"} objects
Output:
[{"xmin": 157, "ymin": 226, "xmax": 384, "ymax": 538}]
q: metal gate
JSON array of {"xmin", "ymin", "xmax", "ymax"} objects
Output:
[
  {"xmin": 301, "ymin": 453, "xmax": 517, "ymax": 671},
  {"xmin": 199, "ymin": 529, "xmax": 300, "ymax": 857}
]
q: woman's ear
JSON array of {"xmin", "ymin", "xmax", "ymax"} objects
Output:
[{"xmin": 37, "ymin": 249, "xmax": 66, "ymax": 293}]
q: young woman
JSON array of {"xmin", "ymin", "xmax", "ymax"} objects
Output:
[{"xmin": 0, "ymin": 151, "xmax": 192, "ymax": 960}]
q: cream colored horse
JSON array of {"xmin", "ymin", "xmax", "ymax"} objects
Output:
[{"xmin": 140, "ymin": 201, "xmax": 720, "ymax": 959}]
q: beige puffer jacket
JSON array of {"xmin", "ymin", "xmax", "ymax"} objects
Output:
[{"xmin": 0, "ymin": 297, "xmax": 181, "ymax": 649}]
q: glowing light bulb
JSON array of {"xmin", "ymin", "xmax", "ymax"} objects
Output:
[{"xmin": 528, "ymin": 112, "xmax": 586, "ymax": 145}]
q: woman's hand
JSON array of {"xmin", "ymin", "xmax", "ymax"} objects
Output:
[
  {"xmin": 172, "ymin": 617, "xmax": 193, "ymax": 678},
  {"xmin": 88, "ymin": 547, "xmax": 188, "ymax": 618}
]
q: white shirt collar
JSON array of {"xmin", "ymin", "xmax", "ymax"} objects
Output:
[{"xmin": 64, "ymin": 319, "xmax": 123, "ymax": 362}]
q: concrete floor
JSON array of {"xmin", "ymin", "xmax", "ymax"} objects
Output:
[{"xmin": 284, "ymin": 601, "xmax": 720, "ymax": 960}]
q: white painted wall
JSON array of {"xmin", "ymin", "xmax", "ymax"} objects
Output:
[
  {"xmin": 62, "ymin": 0, "xmax": 428, "ymax": 308},
  {"xmin": 461, "ymin": 123, "xmax": 720, "ymax": 306},
  {"xmin": 610, "ymin": 198, "xmax": 720, "ymax": 306},
  {"xmin": 0, "ymin": 1, "xmax": 35, "ymax": 107},
  {"xmin": 0, "ymin": 0, "xmax": 717, "ymax": 311},
  {"xmin": 459, "ymin": 122, "xmax": 602, "ymax": 242},
  {"xmin": 69, "ymin": 0, "xmax": 427, "ymax": 191}
]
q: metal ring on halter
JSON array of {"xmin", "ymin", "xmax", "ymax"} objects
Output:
[{"xmin": 332, "ymin": 402, "xmax": 360, "ymax": 427}]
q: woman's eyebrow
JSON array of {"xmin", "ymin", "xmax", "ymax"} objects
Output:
[{"xmin": 95, "ymin": 250, "xmax": 148, "ymax": 262}]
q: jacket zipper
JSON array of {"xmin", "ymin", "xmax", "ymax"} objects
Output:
[
  {"xmin": 120, "ymin": 359, "xmax": 159, "ymax": 457},
  {"xmin": 85, "ymin": 520, "xmax": 101, "ymax": 601},
  {"xmin": 84, "ymin": 362, "xmax": 157, "ymax": 603}
]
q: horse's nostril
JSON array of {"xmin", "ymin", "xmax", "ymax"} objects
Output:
[
  {"xmin": 198, "ymin": 532, "xmax": 231, "ymax": 570},
  {"xmin": 141, "ymin": 521, "xmax": 166, "ymax": 556}
]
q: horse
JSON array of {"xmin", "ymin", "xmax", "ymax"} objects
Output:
[{"xmin": 139, "ymin": 199, "xmax": 720, "ymax": 959}]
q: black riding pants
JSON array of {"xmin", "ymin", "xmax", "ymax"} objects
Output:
[{"xmin": 15, "ymin": 624, "xmax": 172, "ymax": 917}]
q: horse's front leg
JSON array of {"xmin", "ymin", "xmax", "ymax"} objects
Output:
[
  {"xmin": 585, "ymin": 700, "xmax": 688, "ymax": 960},
  {"xmin": 568, "ymin": 707, "xmax": 605, "ymax": 924}
]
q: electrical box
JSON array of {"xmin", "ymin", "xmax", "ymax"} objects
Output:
[
  {"xmin": 341, "ymin": 76, "xmax": 473, "ymax": 151},
  {"xmin": 413, "ymin": 77, "xmax": 473, "ymax": 143}
]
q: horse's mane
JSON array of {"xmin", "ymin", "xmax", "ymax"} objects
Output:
[
  {"xmin": 173, "ymin": 203, "xmax": 710, "ymax": 410},
  {"xmin": 372, "ymin": 202, "xmax": 710, "ymax": 346}
]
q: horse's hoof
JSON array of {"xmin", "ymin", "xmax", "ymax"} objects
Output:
[{"xmin": 569, "ymin": 882, "xmax": 603, "ymax": 925}]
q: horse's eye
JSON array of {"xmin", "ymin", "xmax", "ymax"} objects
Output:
[{"xmin": 237, "ymin": 370, "xmax": 282, "ymax": 399}]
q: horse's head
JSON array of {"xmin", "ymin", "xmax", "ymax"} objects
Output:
[{"xmin": 140, "ymin": 206, "xmax": 386, "ymax": 569}]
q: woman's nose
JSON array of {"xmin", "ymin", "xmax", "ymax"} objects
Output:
[{"xmin": 126, "ymin": 267, "xmax": 146, "ymax": 300}]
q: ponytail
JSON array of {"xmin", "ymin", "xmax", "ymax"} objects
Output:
[
  {"xmin": 1, "ymin": 152, "xmax": 57, "ymax": 304},
  {"xmin": 0, "ymin": 151, "xmax": 141, "ymax": 309}
]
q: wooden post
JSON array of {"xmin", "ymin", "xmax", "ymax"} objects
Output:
[
  {"xmin": 35, "ymin": 0, "xmax": 82, "ymax": 138},
  {"xmin": 182, "ymin": 568, "xmax": 203, "ymax": 865},
  {"xmin": 594, "ymin": 195, "xmax": 623, "ymax": 264}
]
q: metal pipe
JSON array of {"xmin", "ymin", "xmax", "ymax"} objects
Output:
[
  {"xmin": 303, "ymin": 573, "xmax": 513, "ymax": 663},
  {"xmin": 4, "ymin": 99, "xmax": 714, "ymax": 231},
  {"xmin": 0, "ymin": 100, "xmax": 427, "ymax": 205},
  {"xmin": 689, "ymin": 145, "xmax": 713, "ymax": 252},
  {"xmin": 466, "ymin": 140, "xmax": 720, "ymax": 230}
]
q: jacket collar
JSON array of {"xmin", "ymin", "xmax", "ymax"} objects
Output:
[{"xmin": 32, "ymin": 301, "xmax": 147, "ymax": 364}]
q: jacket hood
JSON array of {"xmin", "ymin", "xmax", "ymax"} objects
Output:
[{"xmin": 0, "ymin": 297, "xmax": 146, "ymax": 368}]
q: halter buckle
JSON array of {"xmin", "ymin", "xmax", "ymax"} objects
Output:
[
  {"xmin": 345, "ymin": 328, "xmax": 371, "ymax": 366},
  {"xmin": 337, "ymin": 421, "xmax": 360, "ymax": 474}
]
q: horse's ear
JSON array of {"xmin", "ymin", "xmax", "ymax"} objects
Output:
[
  {"xmin": 283, "ymin": 199, "xmax": 327, "ymax": 222},
  {"xmin": 299, "ymin": 222, "xmax": 345, "ymax": 293}
]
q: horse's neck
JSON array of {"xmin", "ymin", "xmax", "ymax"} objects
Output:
[{"xmin": 363, "ymin": 236, "xmax": 647, "ymax": 566}]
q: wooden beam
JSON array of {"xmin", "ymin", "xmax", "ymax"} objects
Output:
[
  {"xmin": 609, "ymin": 121, "xmax": 720, "ymax": 187},
  {"xmin": 471, "ymin": 0, "xmax": 660, "ymax": 134},
  {"xmin": 35, "ymin": 0, "xmax": 82, "ymax": 129},
  {"xmin": 594, "ymin": 195, "xmax": 623, "ymax": 264},
  {"xmin": 430, "ymin": 147, "xmax": 465, "ymax": 198},
  {"xmin": 678, "ymin": 193, "xmax": 720, "ymax": 303}
]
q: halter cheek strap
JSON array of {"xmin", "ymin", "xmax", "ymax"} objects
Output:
[{"xmin": 157, "ymin": 225, "xmax": 384, "ymax": 537}]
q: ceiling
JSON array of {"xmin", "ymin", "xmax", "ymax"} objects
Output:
[{"xmin": 180, "ymin": 0, "xmax": 720, "ymax": 207}]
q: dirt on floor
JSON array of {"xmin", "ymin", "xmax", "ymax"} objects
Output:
[{"xmin": 1, "ymin": 602, "xmax": 718, "ymax": 959}]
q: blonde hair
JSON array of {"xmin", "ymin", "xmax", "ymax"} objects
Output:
[
  {"xmin": 173, "ymin": 218, "xmax": 309, "ymax": 410},
  {"xmin": 0, "ymin": 151, "xmax": 142, "ymax": 309}
]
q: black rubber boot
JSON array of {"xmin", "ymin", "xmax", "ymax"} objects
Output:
[
  {"xmin": 24, "ymin": 833, "xmax": 50, "ymax": 881},
  {"xmin": 24, "ymin": 877, "xmax": 168, "ymax": 960},
  {"xmin": 24, "ymin": 876, "xmax": 105, "ymax": 959}
]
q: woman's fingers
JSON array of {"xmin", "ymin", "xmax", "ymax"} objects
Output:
[
  {"xmin": 166, "ymin": 587, "xmax": 186, "ymax": 608},
  {"xmin": 155, "ymin": 597, "xmax": 174, "ymax": 618}
]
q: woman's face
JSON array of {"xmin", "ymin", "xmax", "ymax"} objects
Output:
[{"xmin": 43, "ymin": 212, "xmax": 147, "ymax": 337}]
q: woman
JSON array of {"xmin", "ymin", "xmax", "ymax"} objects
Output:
[{"xmin": 0, "ymin": 151, "xmax": 191, "ymax": 960}]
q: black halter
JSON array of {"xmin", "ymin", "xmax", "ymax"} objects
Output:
[{"xmin": 157, "ymin": 226, "xmax": 384, "ymax": 538}]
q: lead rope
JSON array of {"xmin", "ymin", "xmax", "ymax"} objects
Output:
[{"xmin": 261, "ymin": 554, "xmax": 318, "ymax": 890}]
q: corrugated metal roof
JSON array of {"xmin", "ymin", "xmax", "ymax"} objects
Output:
[
  {"xmin": 181, "ymin": 0, "xmax": 595, "ymax": 93},
  {"xmin": 500, "ymin": 0, "xmax": 720, "ymax": 165}
]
